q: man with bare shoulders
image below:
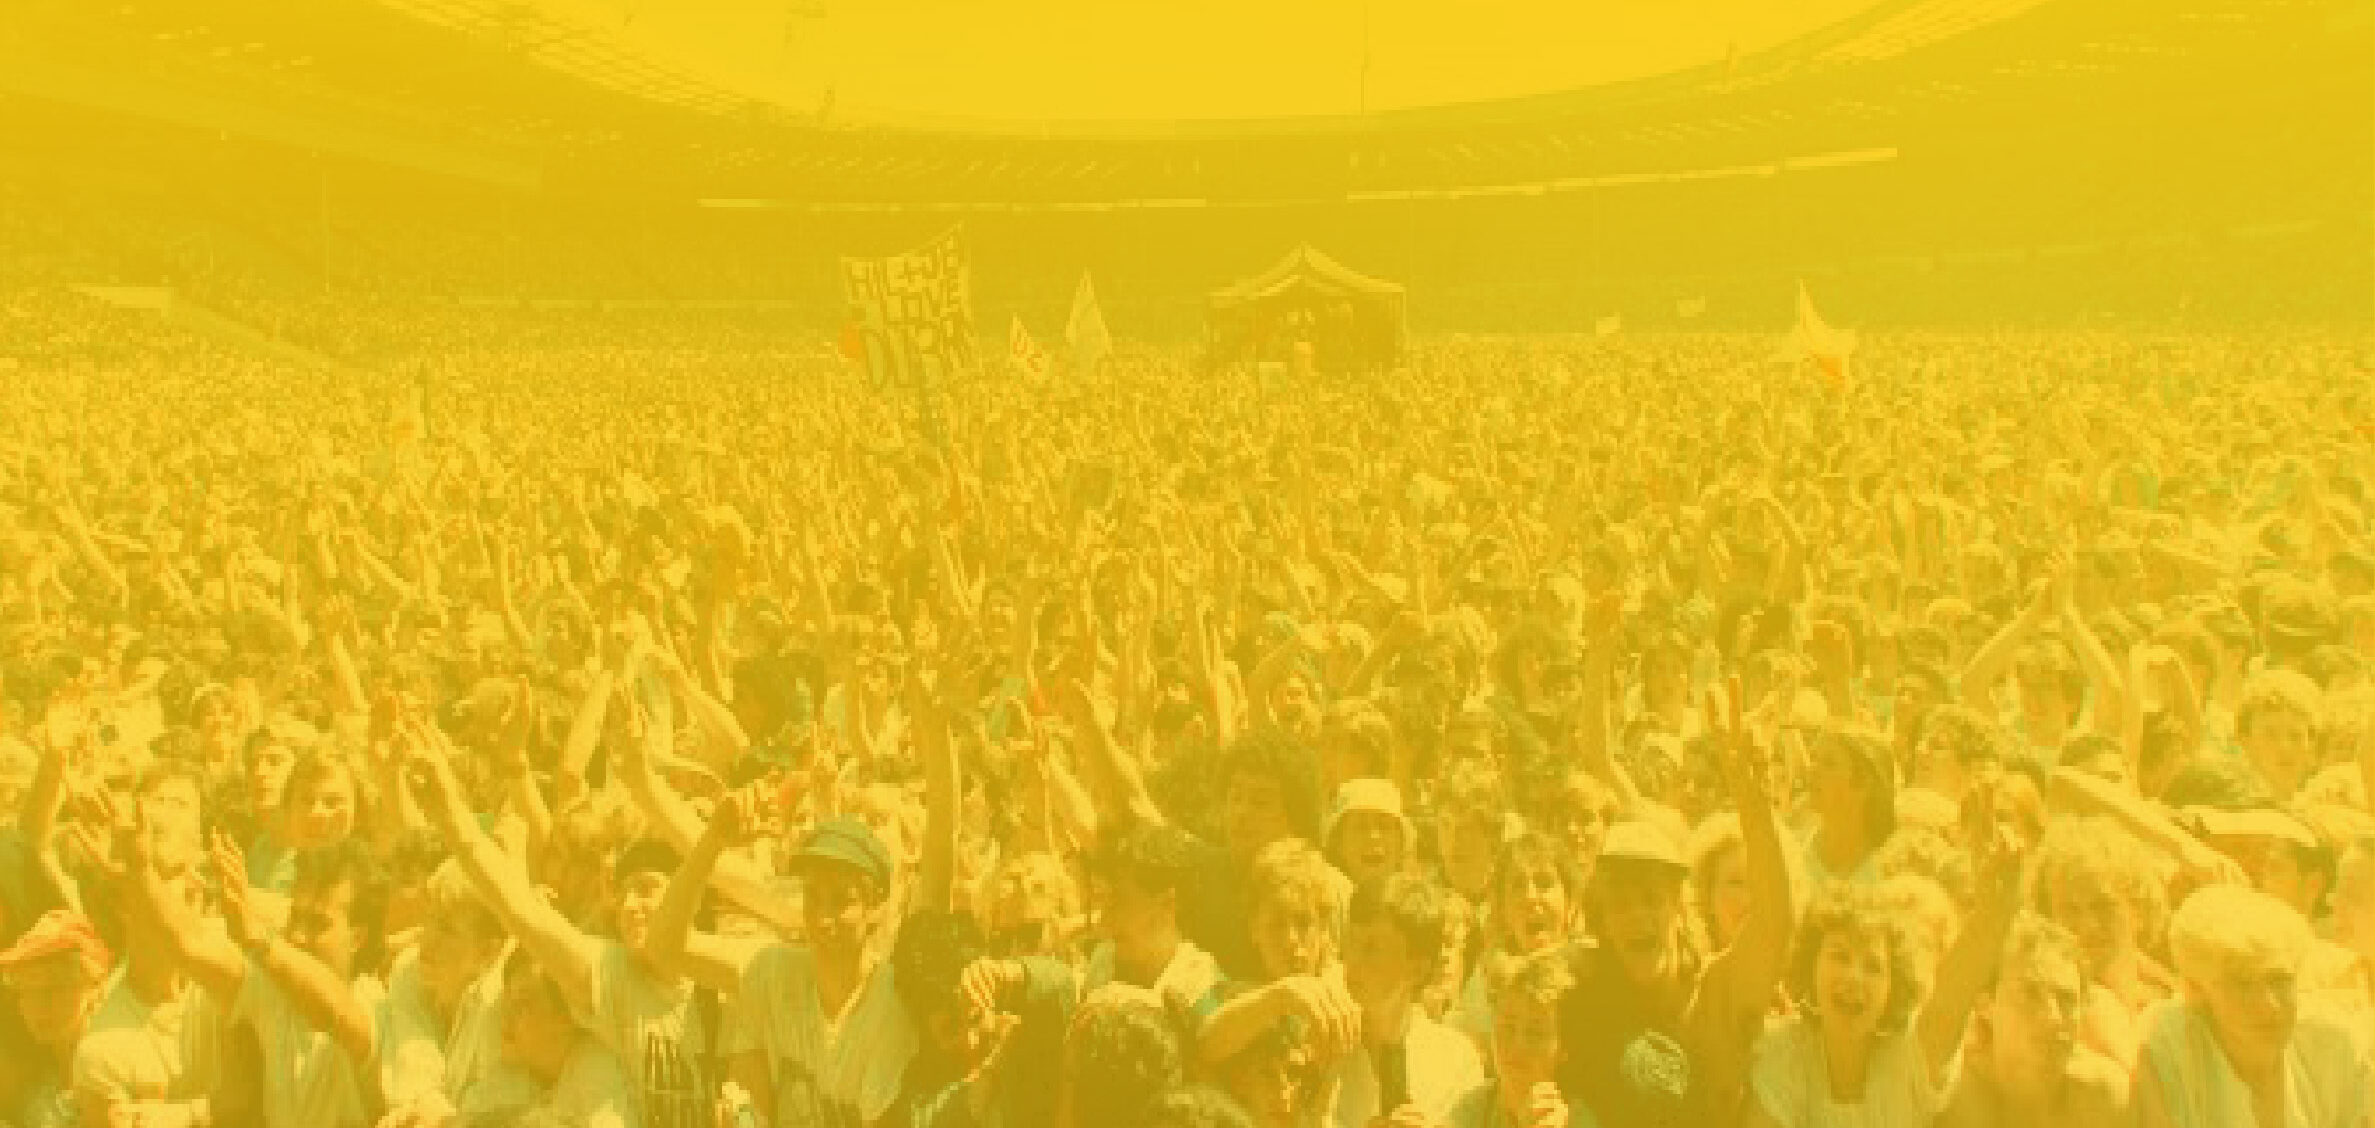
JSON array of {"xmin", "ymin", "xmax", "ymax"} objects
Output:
[{"xmin": 1942, "ymin": 915, "xmax": 2133, "ymax": 1128}]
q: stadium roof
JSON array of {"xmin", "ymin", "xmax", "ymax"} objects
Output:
[
  {"xmin": 372, "ymin": 0, "xmax": 2072, "ymax": 136},
  {"xmin": 3, "ymin": 0, "xmax": 2362, "ymax": 206}
]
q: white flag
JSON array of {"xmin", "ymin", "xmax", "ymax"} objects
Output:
[
  {"xmin": 1594, "ymin": 314, "xmax": 1622, "ymax": 338},
  {"xmin": 1065, "ymin": 271, "xmax": 1112, "ymax": 376},
  {"xmin": 1783, "ymin": 280, "xmax": 1856, "ymax": 389},
  {"xmin": 1009, "ymin": 315, "xmax": 1049, "ymax": 381}
]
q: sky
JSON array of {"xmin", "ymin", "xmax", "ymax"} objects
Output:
[{"xmin": 532, "ymin": 0, "xmax": 1888, "ymax": 125}]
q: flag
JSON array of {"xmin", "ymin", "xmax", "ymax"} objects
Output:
[
  {"xmin": 1594, "ymin": 314, "xmax": 1622, "ymax": 339},
  {"xmin": 1009, "ymin": 315, "xmax": 1049, "ymax": 381},
  {"xmin": 1676, "ymin": 296, "xmax": 1708, "ymax": 319},
  {"xmin": 1065, "ymin": 271, "xmax": 1112, "ymax": 376},
  {"xmin": 1782, "ymin": 280, "xmax": 1857, "ymax": 391}
]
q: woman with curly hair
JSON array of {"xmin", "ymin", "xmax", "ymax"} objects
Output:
[
  {"xmin": 1745, "ymin": 828, "xmax": 2025, "ymax": 1128},
  {"xmin": 2033, "ymin": 816, "xmax": 2176, "ymax": 1068}
]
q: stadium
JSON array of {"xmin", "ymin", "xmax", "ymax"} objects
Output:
[
  {"xmin": 3, "ymin": 0, "xmax": 2368, "ymax": 354},
  {"xmin": 0, "ymin": 4, "xmax": 2373, "ymax": 1128}
]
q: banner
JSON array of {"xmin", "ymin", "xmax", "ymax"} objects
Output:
[
  {"xmin": 1009, "ymin": 315, "xmax": 1049, "ymax": 381},
  {"xmin": 1065, "ymin": 271, "xmax": 1112, "ymax": 376},
  {"xmin": 840, "ymin": 227, "xmax": 977, "ymax": 392}
]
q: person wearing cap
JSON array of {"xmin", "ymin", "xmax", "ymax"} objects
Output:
[
  {"xmin": 0, "ymin": 909, "xmax": 110, "ymax": 1127},
  {"xmin": 405, "ymin": 727, "xmax": 742, "ymax": 1128},
  {"xmin": 1558, "ymin": 695, "xmax": 1796, "ymax": 1128},
  {"xmin": 1323, "ymin": 778, "xmax": 1414, "ymax": 889},
  {"xmin": 673, "ymin": 803, "xmax": 915, "ymax": 1128}
]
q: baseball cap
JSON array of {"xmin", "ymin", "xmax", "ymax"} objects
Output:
[
  {"xmin": 2186, "ymin": 806, "xmax": 2318, "ymax": 851},
  {"xmin": 1322, "ymin": 778, "xmax": 1415, "ymax": 853},
  {"xmin": 2261, "ymin": 580, "xmax": 2336, "ymax": 645},
  {"xmin": 1598, "ymin": 819, "xmax": 1690, "ymax": 873},
  {"xmin": 790, "ymin": 817, "xmax": 893, "ymax": 890}
]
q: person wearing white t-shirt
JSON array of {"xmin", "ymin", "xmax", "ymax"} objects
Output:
[
  {"xmin": 1083, "ymin": 823, "xmax": 1221, "ymax": 1013},
  {"xmin": 2135, "ymin": 884, "xmax": 2372, "ymax": 1128},
  {"xmin": 70, "ymin": 806, "xmax": 223, "ymax": 1128},
  {"xmin": 1746, "ymin": 837, "xmax": 2023, "ymax": 1128},
  {"xmin": 408, "ymin": 730, "xmax": 753, "ymax": 1128},
  {"xmin": 677, "ymin": 810, "xmax": 917, "ymax": 1128},
  {"xmin": 145, "ymin": 835, "xmax": 391, "ymax": 1128},
  {"xmin": 1331, "ymin": 874, "xmax": 1485, "ymax": 1128},
  {"xmin": 375, "ymin": 862, "xmax": 519, "ymax": 1126},
  {"xmin": 495, "ymin": 951, "xmax": 641, "ymax": 1128}
]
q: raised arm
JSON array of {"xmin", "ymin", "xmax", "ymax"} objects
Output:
[
  {"xmin": 651, "ymin": 636, "xmax": 751, "ymax": 772},
  {"xmin": 1574, "ymin": 590, "xmax": 1648, "ymax": 816},
  {"xmin": 642, "ymin": 789, "xmax": 760, "ymax": 995},
  {"xmin": 553, "ymin": 663, "xmax": 615, "ymax": 810},
  {"xmin": 211, "ymin": 834, "xmax": 379, "ymax": 1067},
  {"xmin": 1914, "ymin": 823, "xmax": 2024, "ymax": 1079},
  {"xmin": 1056, "ymin": 678, "xmax": 1166, "ymax": 835},
  {"xmin": 111, "ymin": 813, "xmax": 246, "ymax": 1005},
  {"xmin": 1959, "ymin": 578, "xmax": 2053, "ymax": 710},
  {"xmin": 2045, "ymin": 767, "xmax": 2248, "ymax": 889},
  {"xmin": 2119, "ymin": 644, "xmax": 2199, "ymax": 786},
  {"xmin": 1701, "ymin": 678, "xmax": 1796, "ymax": 1013},
  {"xmin": 612, "ymin": 678, "xmax": 802, "ymax": 936},
  {"xmin": 909, "ymin": 675, "xmax": 960, "ymax": 915},
  {"xmin": 2058, "ymin": 584, "xmax": 2129, "ymax": 741},
  {"xmin": 403, "ymin": 722, "xmax": 602, "ymax": 1018}
]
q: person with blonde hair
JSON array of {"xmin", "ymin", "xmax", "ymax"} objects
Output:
[
  {"xmin": 1446, "ymin": 947, "xmax": 1582, "ymax": 1128},
  {"xmin": 2134, "ymin": 884, "xmax": 2371, "ymax": 1128},
  {"xmin": 2033, "ymin": 817, "xmax": 2175, "ymax": 1066},
  {"xmin": 2232, "ymin": 669, "xmax": 2324, "ymax": 802},
  {"xmin": 1197, "ymin": 838, "xmax": 1357, "ymax": 1067}
]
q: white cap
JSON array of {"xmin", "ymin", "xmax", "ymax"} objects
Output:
[{"xmin": 1323, "ymin": 778, "xmax": 1415, "ymax": 853}]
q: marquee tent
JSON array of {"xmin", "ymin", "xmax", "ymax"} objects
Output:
[{"xmin": 1207, "ymin": 245, "xmax": 1407, "ymax": 371}]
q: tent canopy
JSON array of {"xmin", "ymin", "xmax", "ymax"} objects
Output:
[
  {"xmin": 1207, "ymin": 245, "xmax": 1407, "ymax": 370},
  {"xmin": 1209, "ymin": 244, "xmax": 1405, "ymax": 307}
]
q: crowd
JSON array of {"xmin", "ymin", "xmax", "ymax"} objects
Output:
[{"xmin": 0, "ymin": 307, "xmax": 2369, "ymax": 1128}]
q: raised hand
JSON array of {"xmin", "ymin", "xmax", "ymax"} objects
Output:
[
  {"xmin": 701, "ymin": 782, "xmax": 760, "ymax": 846},
  {"xmin": 1525, "ymin": 1081, "xmax": 1570, "ymax": 1128},
  {"xmin": 400, "ymin": 721, "xmax": 473, "ymax": 838},
  {"xmin": 1271, "ymin": 972, "xmax": 1362, "ymax": 1063},
  {"xmin": 957, "ymin": 956, "xmax": 1025, "ymax": 1019},
  {"xmin": 210, "ymin": 831, "xmax": 267, "ymax": 949},
  {"xmin": 1703, "ymin": 674, "xmax": 1772, "ymax": 805}
]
